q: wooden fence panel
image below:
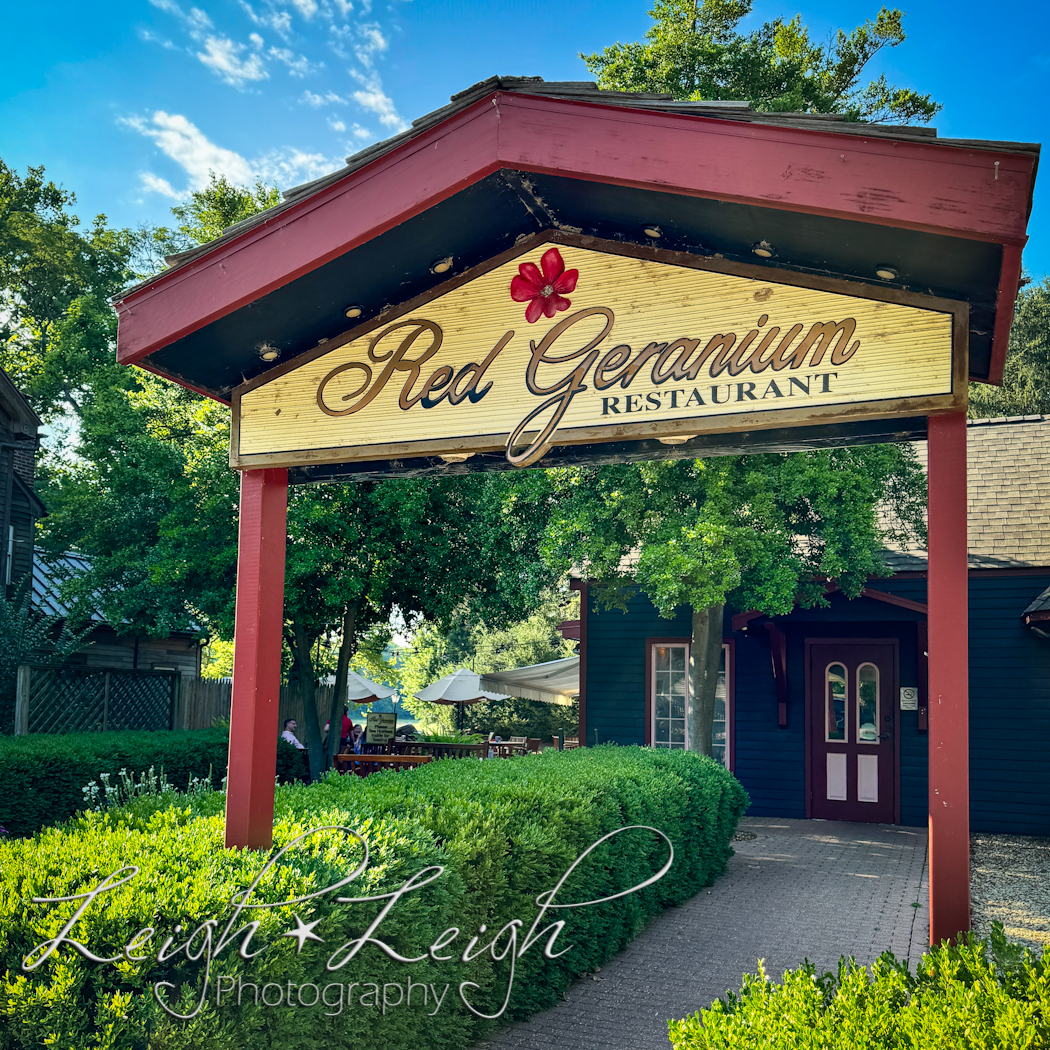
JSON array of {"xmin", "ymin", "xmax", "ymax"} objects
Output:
[{"xmin": 177, "ymin": 679, "xmax": 338, "ymax": 735}]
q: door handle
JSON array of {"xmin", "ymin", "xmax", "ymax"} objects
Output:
[{"xmin": 879, "ymin": 732, "xmax": 892, "ymax": 741}]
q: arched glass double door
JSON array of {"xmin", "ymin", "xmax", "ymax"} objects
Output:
[{"xmin": 808, "ymin": 641, "xmax": 896, "ymax": 823}]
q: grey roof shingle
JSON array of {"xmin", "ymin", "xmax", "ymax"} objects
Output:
[
  {"xmin": 882, "ymin": 416, "xmax": 1050, "ymax": 572},
  {"xmin": 1023, "ymin": 585, "xmax": 1050, "ymax": 617}
]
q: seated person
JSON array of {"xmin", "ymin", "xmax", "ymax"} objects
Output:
[{"xmin": 281, "ymin": 718, "xmax": 306, "ymax": 750}]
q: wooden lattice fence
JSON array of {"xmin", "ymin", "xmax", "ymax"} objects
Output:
[
  {"xmin": 14, "ymin": 665, "xmax": 178, "ymax": 735},
  {"xmin": 13, "ymin": 667, "xmax": 340, "ymax": 736}
]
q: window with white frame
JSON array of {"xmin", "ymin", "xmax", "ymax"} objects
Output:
[
  {"xmin": 652, "ymin": 644, "xmax": 688, "ymax": 749},
  {"xmin": 712, "ymin": 645, "xmax": 730, "ymax": 769},
  {"xmin": 650, "ymin": 642, "xmax": 731, "ymax": 767}
]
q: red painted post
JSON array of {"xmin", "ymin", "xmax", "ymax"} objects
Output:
[
  {"xmin": 224, "ymin": 468, "xmax": 288, "ymax": 850},
  {"xmin": 926, "ymin": 412, "xmax": 969, "ymax": 944}
]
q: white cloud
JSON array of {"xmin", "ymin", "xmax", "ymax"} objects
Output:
[
  {"xmin": 269, "ymin": 46, "xmax": 319, "ymax": 76},
  {"xmin": 354, "ymin": 22, "xmax": 387, "ymax": 67},
  {"xmin": 149, "ymin": 0, "xmax": 214, "ymax": 36},
  {"xmin": 140, "ymin": 28, "xmax": 179, "ymax": 50},
  {"xmin": 350, "ymin": 123, "xmax": 372, "ymax": 140},
  {"xmin": 125, "ymin": 111, "xmax": 341, "ymax": 198},
  {"xmin": 290, "ymin": 0, "xmax": 318, "ymax": 16},
  {"xmin": 328, "ymin": 118, "xmax": 346, "ymax": 132},
  {"xmin": 328, "ymin": 22, "xmax": 353, "ymax": 59},
  {"xmin": 240, "ymin": 1, "xmax": 293, "ymax": 40},
  {"xmin": 151, "ymin": 0, "xmax": 272, "ymax": 88},
  {"xmin": 123, "ymin": 111, "xmax": 255, "ymax": 190},
  {"xmin": 301, "ymin": 88, "xmax": 346, "ymax": 106},
  {"xmin": 270, "ymin": 10, "xmax": 293, "ymax": 36},
  {"xmin": 255, "ymin": 147, "xmax": 338, "ymax": 185},
  {"xmin": 196, "ymin": 36, "xmax": 269, "ymax": 85},
  {"xmin": 350, "ymin": 70, "xmax": 407, "ymax": 131},
  {"xmin": 249, "ymin": 32, "xmax": 265, "ymax": 48},
  {"xmin": 140, "ymin": 172, "xmax": 183, "ymax": 199}
]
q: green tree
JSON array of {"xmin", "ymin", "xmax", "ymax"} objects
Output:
[
  {"xmin": 0, "ymin": 160, "xmax": 140, "ymax": 421},
  {"xmin": 154, "ymin": 431, "xmax": 560, "ymax": 778},
  {"xmin": 583, "ymin": 1, "xmax": 939, "ymax": 123},
  {"xmin": 22, "ymin": 170, "xmax": 559, "ymax": 781},
  {"xmin": 542, "ymin": 448, "xmax": 926, "ymax": 756},
  {"xmin": 970, "ymin": 277, "xmax": 1050, "ymax": 418},
  {"xmin": 572, "ymin": 0, "xmax": 937, "ymax": 757},
  {"xmin": 168, "ymin": 174, "xmax": 281, "ymax": 248}
]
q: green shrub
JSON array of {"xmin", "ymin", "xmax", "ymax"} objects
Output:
[
  {"xmin": 668, "ymin": 924, "xmax": 1050, "ymax": 1049},
  {"xmin": 0, "ymin": 745, "xmax": 747, "ymax": 1049},
  {"xmin": 0, "ymin": 729, "xmax": 308, "ymax": 836}
]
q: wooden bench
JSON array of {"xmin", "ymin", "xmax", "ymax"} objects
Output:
[
  {"xmin": 334, "ymin": 753, "xmax": 432, "ymax": 777},
  {"xmin": 390, "ymin": 741, "xmax": 485, "ymax": 760}
]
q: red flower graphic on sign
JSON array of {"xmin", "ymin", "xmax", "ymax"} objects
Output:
[{"xmin": 510, "ymin": 247, "xmax": 579, "ymax": 324}]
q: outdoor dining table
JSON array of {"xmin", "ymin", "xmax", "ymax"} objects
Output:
[
  {"xmin": 488, "ymin": 742, "xmax": 528, "ymax": 758},
  {"xmin": 334, "ymin": 752, "xmax": 432, "ymax": 777}
]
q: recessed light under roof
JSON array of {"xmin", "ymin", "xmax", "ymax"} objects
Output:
[
  {"xmin": 658, "ymin": 434, "xmax": 698, "ymax": 445},
  {"xmin": 258, "ymin": 344, "xmax": 280, "ymax": 362},
  {"xmin": 875, "ymin": 265, "xmax": 900, "ymax": 281},
  {"xmin": 431, "ymin": 256, "xmax": 453, "ymax": 274},
  {"xmin": 643, "ymin": 225, "xmax": 662, "ymax": 238},
  {"xmin": 752, "ymin": 241, "xmax": 775, "ymax": 259},
  {"xmin": 440, "ymin": 452, "xmax": 474, "ymax": 463},
  {"xmin": 343, "ymin": 304, "xmax": 363, "ymax": 319}
]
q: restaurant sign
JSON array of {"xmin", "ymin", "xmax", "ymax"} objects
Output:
[{"xmin": 232, "ymin": 239, "xmax": 967, "ymax": 471}]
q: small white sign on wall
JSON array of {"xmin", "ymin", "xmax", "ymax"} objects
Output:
[{"xmin": 900, "ymin": 686, "xmax": 919, "ymax": 711}]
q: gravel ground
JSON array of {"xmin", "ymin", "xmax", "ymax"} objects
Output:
[{"xmin": 971, "ymin": 833, "xmax": 1050, "ymax": 948}]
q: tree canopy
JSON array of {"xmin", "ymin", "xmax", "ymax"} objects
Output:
[
  {"xmin": 970, "ymin": 276, "xmax": 1050, "ymax": 418},
  {"xmin": 5, "ymin": 167, "xmax": 560, "ymax": 775},
  {"xmin": 583, "ymin": 0, "xmax": 940, "ymax": 123}
]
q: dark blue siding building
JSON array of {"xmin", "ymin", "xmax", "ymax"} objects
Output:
[{"xmin": 578, "ymin": 417, "xmax": 1050, "ymax": 835}]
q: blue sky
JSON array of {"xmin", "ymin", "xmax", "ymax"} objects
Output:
[{"xmin": 2, "ymin": 0, "xmax": 1048, "ymax": 277}]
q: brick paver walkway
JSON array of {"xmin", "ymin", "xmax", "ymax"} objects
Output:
[{"xmin": 476, "ymin": 818, "xmax": 929, "ymax": 1050}]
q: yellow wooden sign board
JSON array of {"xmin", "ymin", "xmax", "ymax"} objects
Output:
[{"xmin": 233, "ymin": 239, "xmax": 966, "ymax": 470}]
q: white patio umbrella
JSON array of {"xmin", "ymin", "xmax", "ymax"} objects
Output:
[
  {"xmin": 346, "ymin": 670, "xmax": 398, "ymax": 704},
  {"xmin": 327, "ymin": 671, "xmax": 400, "ymax": 750},
  {"xmin": 414, "ymin": 668, "xmax": 509, "ymax": 730}
]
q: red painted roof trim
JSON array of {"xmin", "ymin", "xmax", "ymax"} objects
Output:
[{"xmin": 115, "ymin": 91, "xmax": 1037, "ymax": 380}]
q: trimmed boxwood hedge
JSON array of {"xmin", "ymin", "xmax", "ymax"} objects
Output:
[
  {"xmin": 668, "ymin": 930, "xmax": 1050, "ymax": 1049},
  {"xmin": 0, "ymin": 729, "xmax": 308, "ymax": 837},
  {"xmin": 0, "ymin": 745, "xmax": 747, "ymax": 1050}
]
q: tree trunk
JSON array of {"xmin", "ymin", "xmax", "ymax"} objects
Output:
[
  {"xmin": 289, "ymin": 621, "xmax": 324, "ymax": 782},
  {"xmin": 687, "ymin": 603, "xmax": 724, "ymax": 757},
  {"xmin": 326, "ymin": 603, "xmax": 359, "ymax": 769}
]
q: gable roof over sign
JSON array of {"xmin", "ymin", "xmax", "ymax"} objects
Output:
[
  {"xmin": 114, "ymin": 76, "xmax": 1038, "ymax": 409},
  {"xmin": 882, "ymin": 416, "xmax": 1050, "ymax": 572},
  {"xmin": 157, "ymin": 77, "xmax": 1029, "ymax": 279}
]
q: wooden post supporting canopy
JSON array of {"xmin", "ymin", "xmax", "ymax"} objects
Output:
[
  {"xmin": 225, "ymin": 467, "xmax": 288, "ymax": 850},
  {"xmin": 926, "ymin": 412, "xmax": 970, "ymax": 943}
]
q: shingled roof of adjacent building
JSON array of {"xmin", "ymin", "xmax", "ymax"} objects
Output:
[
  {"xmin": 882, "ymin": 416, "xmax": 1050, "ymax": 572},
  {"xmin": 1023, "ymin": 584, "xmax": 1050, "ymax": 618}
]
